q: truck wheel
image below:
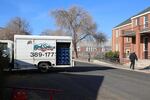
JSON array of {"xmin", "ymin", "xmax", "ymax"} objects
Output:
[{"xmin": 38, "ymin": 63, "xmax": 49, "ymax": 72}]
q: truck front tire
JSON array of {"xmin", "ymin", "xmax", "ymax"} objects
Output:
[{"xmin": 38, "ymin": 63, "xmax": 49, "ymax": 72}]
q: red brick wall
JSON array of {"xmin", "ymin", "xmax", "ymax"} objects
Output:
[
  {"xmin": 112, "ymin": 30, "xmax": 115, "ymax": 51},
  {"xmin": 77, "ymin": 46, "xmax": 103, "ymax": 58},
  {"xmin": 132, "ymin": 13, "xmax": 150, "ymax": 59},
  {"xmin": 112, "ymin": 24, "xmax": 132, "ymax": 54},
  {"xmin": 112, "ymin": 12, "xmax": 150, "ymax": 59}
]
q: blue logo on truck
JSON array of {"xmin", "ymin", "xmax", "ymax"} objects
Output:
[{"xmin": 34, "ymin": 43, "xmax": 55, "ymax": 52}]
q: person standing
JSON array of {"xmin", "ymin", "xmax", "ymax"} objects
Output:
[
  {"xmin": 88, "ymin": 53, "xmax": 91, "ymax": 62},
  {"xmin": 129, "ymin": 52, "xmax": 138, "ymax": 70}
]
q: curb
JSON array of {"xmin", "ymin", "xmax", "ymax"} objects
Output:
[{"xmin": 75, "ymin": 59, "xmax": 150, "ymax": 74}]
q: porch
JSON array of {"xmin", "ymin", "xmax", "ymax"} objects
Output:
[{"xmin": 120, "ymin": 23, "xmax": 150, "ymax": 60}]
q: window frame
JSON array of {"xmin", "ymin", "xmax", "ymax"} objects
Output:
[{"xmin": 143, "ymin": 15, "xmax": 148, "ymax": 29}]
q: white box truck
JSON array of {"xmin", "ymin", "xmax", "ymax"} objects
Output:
[{"xmin": 0, "ymin": 35, "xmax": 73, "ymax": 72}]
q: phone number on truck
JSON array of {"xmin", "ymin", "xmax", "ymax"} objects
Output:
[{"xmin": 30, "ymin": 52, "xmax": 55, "ymax": 57}]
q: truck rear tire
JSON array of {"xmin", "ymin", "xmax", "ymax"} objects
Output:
[{"xmin": 38, "ymin": 63, "xmax": 49, "ymax": 72}]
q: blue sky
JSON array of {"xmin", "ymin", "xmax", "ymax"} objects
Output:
[{"xmin": 0, "ymin": 0, "xmax": 150, "ymax": 37}]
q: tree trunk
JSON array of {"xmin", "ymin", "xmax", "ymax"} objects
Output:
[{"xmin": 73, "ymin": 42, "xmax": 78, "ymax": 58}]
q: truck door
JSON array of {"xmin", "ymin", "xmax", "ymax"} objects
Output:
[{"xmin": 56, "ymin": 42, "xmax": 70, "ymax": 65}]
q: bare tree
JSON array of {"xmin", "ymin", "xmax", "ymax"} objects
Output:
[
  {"xmin": 0, "ymin": 17, "xmax": 31, "ymax": 40},
  {"xmin": 40, "ymin": 29, "xmax": 68, "ymax": 36},
  {"xmin": 51, "ymin": 6, "xmax": 96, "ymax": 58},
  {"xmin": 93, "ymin": 32, "xmax": 107, "ymax": 47},
  {"xmin": 40, "ymin": 29, "xmax": 52, "ymax": 36}
]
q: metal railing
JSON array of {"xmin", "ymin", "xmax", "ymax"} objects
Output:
[
  {"xmin": 122, "ymin": 22, "xmax": 150, "ymax": 36},
  {"xmin": 139, "ymin": 22, "xmax": 150, "ymax": 33},
  {"xmin": 124, "ymin": 43, "xmax": 131, "ymax": 47}
]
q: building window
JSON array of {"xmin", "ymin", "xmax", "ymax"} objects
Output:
[
  {"xmin": 91, "ymin": 47, "xmax": 93, "ymax": 52},
  {"xmin": 77, "ymin": 46, "xmax": 80, "ymax": 51},
  {"xmin": 134, "ymin": 18, "xmax": 139, "ymax": 26},
  {"xmin": 89, "ymin": 47, "xmax": 91, "ymax": 52},
  {"xmin": 116, "ymin": 30, "xmax": 119, "ymax": 37},
  {"xmin": 144, "ymin": 15, "xmax": 148, "ymax": 28},
  {"xmin": 143, "ymin": 37, "xmax": 148, "ymax": 51},
  {"xmin": 87, "ymin": 47, "xmax": 92, "ymax": 52},
  {"xmin": 116, "ymin": 30, "xmax": 120, "ymax": 46},
  {"xmin": 95, "ymin": 48, "xmax": 97, "ymax": 51},
  {"xmin": 135, "ymin": 19, "xmax": 137, "ymax": 26},
  {"xmin": 116, "ymin": 44, "xmax": 119, "ymax": 51},
  {"xmin": 126, "ymin": 49, "xmax": 130, "ymax": 58},
  {"xmin": 115, "ymin": 30, "xmax": 120, "ymax": 51},
  {"xmin": 86, "ymin": 47, "xmax": 88, "ymax": 52},
  {"xmin": 137, "ymin": 18, "xmax": 140, "ymax": 26},
  {"xmin": 126, "ymin": 37, "xmax": 130, "ymax": 42}
]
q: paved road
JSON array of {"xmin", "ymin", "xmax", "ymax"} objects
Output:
[{"xmin": 3, "ymin": 61, "xmax": 150, "ymax": 100}]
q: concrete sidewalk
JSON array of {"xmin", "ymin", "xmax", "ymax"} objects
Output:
[{"xmin": 75, "ymin": 59, "xmax": 150, "ymax": 74}]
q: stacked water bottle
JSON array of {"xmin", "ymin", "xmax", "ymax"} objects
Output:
[{"xmin": 57, "ymin": 48, "xmax": 70, "ymax": 65}]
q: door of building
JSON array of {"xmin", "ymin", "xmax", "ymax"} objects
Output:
[{"xmin": 143, "ymin": 37, "xmax": 148, "ymax": 59}]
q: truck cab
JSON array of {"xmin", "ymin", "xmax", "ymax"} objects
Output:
[{"xmin": 0, "ymin": 40, "xmax": 13, "ymax": 70}]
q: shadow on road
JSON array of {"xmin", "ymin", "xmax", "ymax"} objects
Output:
[
  {"xmin": 3, "ymin": 72, "xmax": 104, "ymax": 100},
  {"xmin": 139, "ymin": 66, "xmax": 150, "ymax": 70},
  {"xmin": 3, "ymin": 65, "xmax": 115, "ymax": 75},
  {"xmin": 2, "ymin": 62, "xmax": 112, "ymax": 100},
  {"xmin": 3, "ymin": 61, "xmax": 116, "ymax": 75},
  {"xmin": 64, "ymin": 66, "xmax": 116, "ymax": 72}
]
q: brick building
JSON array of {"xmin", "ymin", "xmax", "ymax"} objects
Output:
[
  {"xmin": 112, "ymin": 7, "xmax": 150, "ymax": 61},
  {"xmin": 77, "ymin": 39, "xmax": 111, "ymax": 59},
  {"xmin": 77, "ymin": 41, "xmax": 102, "ymax": 59}
]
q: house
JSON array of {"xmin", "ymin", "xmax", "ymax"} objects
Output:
[
  {"xmin": 77, "ymin": 40, "xmax": 102, "ymax": 59},
  {"xmin": 77, "ymin": 39, "xmax": 111, "ymax": 59},
  {"xmin": 112, "ymin": 7, "xmax": 150, "ymax": 62}
]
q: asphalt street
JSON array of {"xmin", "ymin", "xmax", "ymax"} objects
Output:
[{"xmin": 2, "ymin": 61, "xmax": 150, "ymax": 100}]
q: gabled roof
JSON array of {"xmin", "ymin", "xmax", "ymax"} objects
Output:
[
  {"xmin": 114, "ymin": 7, "xmax": 150, "ymax": 28},
  {"xmin": 114, "ymin": 18, "xmax": 131, "ymax": 28},
  {"xmin": 132, "ymin": 6, "xmax": 150, "ymax": 18}
]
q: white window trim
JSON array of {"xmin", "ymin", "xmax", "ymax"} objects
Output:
[
  {"xmin": 86, "ymin": 47, "xmax": 88, "ymax": 52},
  {"xmin": 116, "ymin": 30, "xmax": 119, "ymax": 38},
  {"xmin": 144, "ymin": 16, "xmax": 146, "ymax": 29},
  {"xmin": 135, "ymin": 19, "xmax": 137, "ymax": 26},
  {"xmin": 143, "ymin": 15, "xmax": 148, "ymax": 29},
  {"xmin": 143, "ymin": 37, "xmax": 148, "ymax": 51},
  {"xmin": 77, "ymin": 46, "xmax": 80, "ymax": 51},
  {"xmin": 116, "ymin": 44, "xmax": 119, "ymax": 51},
  {"xmin": 126, "ymin": 37, "xmax": 130, "ymax": 42}
]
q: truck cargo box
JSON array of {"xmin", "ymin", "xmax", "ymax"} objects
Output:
[{"xmin": 14, "ymin": 35, "xmax": 73, "ymax": 71}]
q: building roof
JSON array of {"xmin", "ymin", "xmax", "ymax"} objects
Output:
[
  {"xmin": 78, "ymin": 40, "xmax": 98, "ymax": 47},
  {"xmin": 114, "ymin": 7, "xmax": 150, "ymax": 28},
  {"xmin": 132, "ymin": 6, "xmax": 150, "ymax": 18},
  {"xmin": 114, "ymin": 18, "xmax": 131, "ymax": 28}
]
